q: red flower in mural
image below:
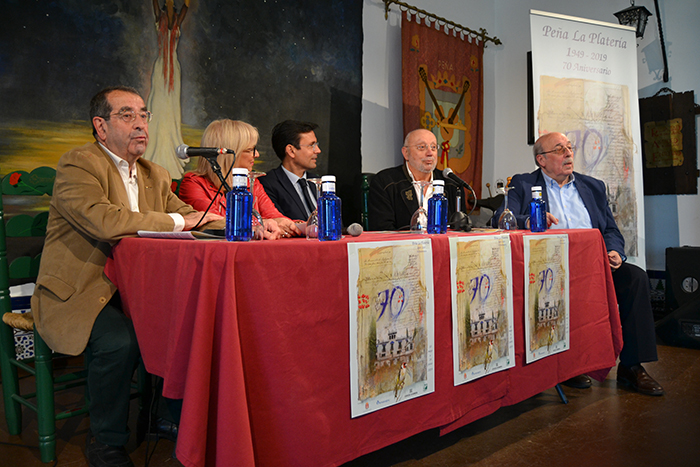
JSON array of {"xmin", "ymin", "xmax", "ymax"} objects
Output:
[{"xmin": 9, "ymin": 172, "xmax": 22, "ymax": 186}]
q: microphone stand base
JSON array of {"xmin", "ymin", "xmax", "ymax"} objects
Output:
[{"xmin": 449, "ymin": 211, "xmax": 472, "ymax": 232}]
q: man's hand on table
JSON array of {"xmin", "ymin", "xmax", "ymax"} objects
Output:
[{"xmin": 183, "ymin": 211, "xmax": 224, "ymax": 231}]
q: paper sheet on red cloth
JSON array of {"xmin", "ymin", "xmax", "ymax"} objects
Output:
[{"xmin": 105, "ymin": 229, "xmax": 621, "ymax": 467}]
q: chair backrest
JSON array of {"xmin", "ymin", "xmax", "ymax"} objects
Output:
[
  {"xmin": 360, "ymin": 173, "xmax": 375, "ymax": 231},
  {"xmin": 171, "ymin": 178, "xmax": 183, "ymax": 197},
  {"xmin": 0, "ymin": 167, "xmax": 56, "ymax": 316}
]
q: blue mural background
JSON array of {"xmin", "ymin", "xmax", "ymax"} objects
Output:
[{"xmin": 0, "ymin": 0, "xmax": 363, "ymax": 197}]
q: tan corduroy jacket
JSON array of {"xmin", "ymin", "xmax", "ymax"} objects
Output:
[{"xmin": 32, "ymin": 142, "xmax": 197, "ymax": 355}]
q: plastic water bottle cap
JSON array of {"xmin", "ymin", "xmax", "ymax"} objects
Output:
[{"xmin": 433, "ymin": 179, "xmax": 445, "ymax": 194}]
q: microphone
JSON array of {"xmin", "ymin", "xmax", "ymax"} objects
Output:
[
  {"xmin": 346, "ymin": 223, "xmax": 363, "ymax": 237},
  {"xmin": 442, "ymin": 167, "xmax": 473, "ymax": 192},
  {"xmin": 176, "ymin": 144, "xmax": 235, "ymax": 160},
  {"xmin": 443, "ymin": 168, "xmax": 473, "ymax": 232}
]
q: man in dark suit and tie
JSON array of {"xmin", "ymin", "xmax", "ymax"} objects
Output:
[
  {"xmin": 259, "ymin": 120, "xmax": 321, "ymax": 221},
  {"xmin": 493, "ymin": 132, "xmax": 664, "ymax": 396}
]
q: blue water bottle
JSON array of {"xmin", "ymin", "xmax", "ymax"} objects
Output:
[
  {"xmin": 225, "ymin": 168, "xmax": 253, "ymax": 241},
  {"xmin": 529, "ymin": 186, "xmax": 547, "ymax": 233},
  {"xmin": 427, "ymin": 179, "xmax": 448, "ymax": 234},
  {"xmin": 318, "ymin": 175, "xmax": 342, "ymax": 241}
]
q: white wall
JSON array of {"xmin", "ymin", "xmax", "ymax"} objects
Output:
[
  {"xmin": 362, "ymin": 0, "xmax": 700, "ymax": 271},
  {"xmin": 361, "ymin": 0, "xmax": 496, "ymax": 174}
]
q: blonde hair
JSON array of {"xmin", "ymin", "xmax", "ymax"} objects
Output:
[{"xmin": 193, "ymin": 119, "xmax": 259, "ymax": 188}]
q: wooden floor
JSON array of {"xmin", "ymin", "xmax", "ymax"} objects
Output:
[{"xmin": 1, "ymin": 343, "xmax": 699, "ymax": 467}]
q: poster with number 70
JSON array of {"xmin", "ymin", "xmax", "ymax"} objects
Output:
[
  {"xmin": 347, "ymin": 238, "xmax": 435, "ymax": 418},
  {"xmin": 449, "ymin": 234, "xmax": 515, "ymax": 385},
  {"xmin": 523, "ymin": 234, "xmax": 570, "ymax": 364}
]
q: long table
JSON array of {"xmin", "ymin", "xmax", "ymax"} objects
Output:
[{"xmin": 104, "ymin": 229, "xmax": 622, "ymax": 467}]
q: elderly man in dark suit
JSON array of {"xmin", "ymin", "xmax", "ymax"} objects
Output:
[
  {"xmin": 493, "ymin": 131, "xmax": 663, "ymax": 396},
  {"xmin": 368, "ymin": 128, "xmax": 466, "ymax": 231},
  {"xmin": 258, "ymin": 120, "xmax": 321, "ymax": 221}
]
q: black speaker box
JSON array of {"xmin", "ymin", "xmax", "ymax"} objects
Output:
[
  {"xmin": 657, "ymin": 247, "xmax": 700, "ymax": 348},
  {"xmin": 665, "ymin": 246, "xmax": 700, "ymax": 311}
]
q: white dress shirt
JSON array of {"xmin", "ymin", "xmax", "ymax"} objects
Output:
[{"xmin": 101, "ymin": 143, "xmax": 184, "ymax": 231}]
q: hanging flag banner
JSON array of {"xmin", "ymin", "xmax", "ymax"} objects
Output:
[
  {"xmin": 449, "ymin": 234, "xmax": 515, "ymax": 385},
  {"xmin": 402, "ymin": 11, "xmax": 484, "ymax": 199},
  {"xmin": 530, "ymin": 10, "xmax": 645, "ymax": 268},
  {"xmin": 523, "ymin": 234, "xmax": 570, "ymax": 364},
  {"xmin": 348, "ymin": 238, "xmax": 435, "ymax": 417}
]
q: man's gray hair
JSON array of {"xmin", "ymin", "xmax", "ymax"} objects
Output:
[{"xmin": 532, "ymin": 137, "xmax": 546, "ymax": 167}]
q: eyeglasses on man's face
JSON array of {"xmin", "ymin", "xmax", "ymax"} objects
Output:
[
  {"xmin": 108, "ymin": 110, "xmax": 153, "ymax": 124},
  {"xmin": 540, "ymin": 143, "xmax": 575, "ymax": 156},
  {"xmin": 299, "ymin": 142, "xmax": 320, "ymax": 150},
  {"xmin": 408, "ymin": 143, "xmax": 438, "ymax": 152}
]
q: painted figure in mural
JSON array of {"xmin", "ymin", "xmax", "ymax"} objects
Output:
[
  {"xmin": 143, "ymin": 0, "xmax": 189, "ymax": 179},
  {"xmin": 178, "ymin": 119, "xmax": 303, "ymax": 239},
  {"xmin": 367, "ymin": 129, "xmax": 466, "ymax": 231},
  {"xmin": 492, "ymin": 132, "xmax": 664, "ymax": 396}
]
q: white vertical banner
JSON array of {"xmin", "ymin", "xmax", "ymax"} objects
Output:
[{"xmin": 530, "ymin": 10, "xmax": 645, "ymax": 268}]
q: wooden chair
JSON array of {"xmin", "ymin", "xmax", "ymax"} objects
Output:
[
  {"xmin": 0, "ymin": 167, "xmax": 85, "ymax": 462},
  {"xmin": 0, "ymin": 167, "xmax": 151, "ymax": 462}
]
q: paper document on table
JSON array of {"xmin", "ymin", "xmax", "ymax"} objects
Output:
[
  {"xmin": 348, "ymin": 238, "xmax": 435, "ymax": 417},
  {"xmin": 137, "ymin": 230, "xmax": 225, "ymax": 240}
]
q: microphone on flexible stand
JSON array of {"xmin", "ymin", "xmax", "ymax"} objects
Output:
[
  {"xmin": 176, "ymin": 144, "xmax": 235, "ymax": 159},
  {"xmin": 176, "ymin": 144, "xmax": 236, "ymax": 192},
  {"xmin": 442, "ymin": 168, "xmax": 474, "ymax": 231},
  {"xmin": 443, "ymin": 167, "xmax": 474, "ymax": 192}
]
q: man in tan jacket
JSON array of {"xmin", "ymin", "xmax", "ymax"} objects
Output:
[{"xmin": 31, "ymin": 86, "xmax": 222, "ymax": 467}]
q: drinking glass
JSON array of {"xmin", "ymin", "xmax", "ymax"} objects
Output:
[
  {"xmin": 248, "ymin": 171, "xmax": 266, "ymax": 240},
  {"xmin": 410, "ymin": 180, "xmax": 431, "ymax": 233},
  {"xmin": 305, "ymin": 178, "xmax": 323, "ymax": 240},
  {"xmin": 497, "ymin": 186, "xmax": 518, "ymax": 230}
]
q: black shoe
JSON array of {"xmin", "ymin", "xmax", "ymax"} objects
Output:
[
  {"xmin": 562, "ymin": 374, "xmax": 592, "ymax": 389},
  {"xmin": 137, "ymin": 410, "xmax": 179, "ymax": 444},
  {"xmin": 151, "ymin": 416, "xmax": 178, "ymax": 443},
  {"xmin": 617, "ymin": 363, "xmax": 664, "ymax": 396},
  {"xmin": 85, "ymin": 431, "xmax": 134, "ymax": 467}
]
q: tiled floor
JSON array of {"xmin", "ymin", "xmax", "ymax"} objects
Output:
[{"xmin": 2, "ymin": 343, "xmax": 699, "ymax": 467}]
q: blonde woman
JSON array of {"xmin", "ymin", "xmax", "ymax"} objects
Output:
[{"xmin": 178, "ymin": 119, "xmax": 302, "ymax": 238}]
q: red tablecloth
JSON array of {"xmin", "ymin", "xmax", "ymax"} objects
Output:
[{"xmin": 104, "ymin": 229, "xmax": 622, "ymax": 467}]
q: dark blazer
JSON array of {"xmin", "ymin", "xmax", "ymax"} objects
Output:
[
  {"xmin": 258, "ymin": 165, "xmax": 319, "ymax": 221},
  {"xmin": 492, "ymin": 168, "xmax": 625, "ymax": 257},
  {"xmin": 368, "ymin": 164, "xmax": 466, "ymax": 231}
]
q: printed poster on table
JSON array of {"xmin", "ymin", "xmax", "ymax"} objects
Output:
[
  {"xmin": 449, "ymin": 234, "xmax": 515, "ymax": 385},
  {"xmin": 523, "ymin": 234, "xmax": 570, "ymax": 364},
  {"xmin": 348, "ymin": 238, "xmax": 434, "ymax": 418}
]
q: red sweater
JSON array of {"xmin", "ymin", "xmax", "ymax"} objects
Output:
[{"xmin": 178, "ymin": 172, "xmax": 288, "ymax": 220}]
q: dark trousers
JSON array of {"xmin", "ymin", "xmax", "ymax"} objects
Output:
[
  {"xmin": 612, "ymin": 262, "xmax": 658, "ymax": 366},
  {"xmin": 85, "ymin": 300, "xmax": 140, "ymax": 446}
]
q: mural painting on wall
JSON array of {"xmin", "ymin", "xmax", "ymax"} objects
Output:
[
  {"xmin": 401, "ymin": 11, "xmax": 484, "ymax": 201},
  {"xmin": 0, "ymin": 0, "xmax": 362, "ymax": 187},
  {"xmin": 144, "ymin": 0, "xmax": 189, "ymax": 178}
]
